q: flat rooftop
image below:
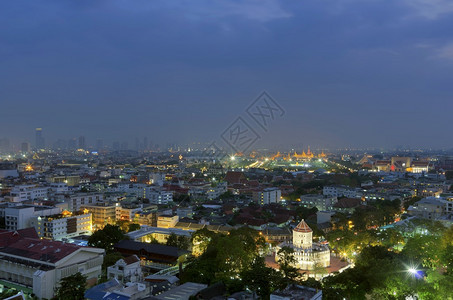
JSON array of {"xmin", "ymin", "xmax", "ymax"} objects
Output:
[{"xmin": 153, "ymin": 282, "xmax": 207, "ymax": 300}]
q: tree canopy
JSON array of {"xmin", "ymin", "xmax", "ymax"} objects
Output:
[
  {"xmin": 54, "ymin": 272, "xmax": 87, "ymax": 300},
  {"xmin": 88, "ymin": 224, "xmax": 126, "ymax": 253},
  {"xmin": 181, "ymin": 227, "xmax": 266, "ymax": 293},
  {"xmin": 166, "ymin": 232, "xmax": 191, "ymax": 250}
]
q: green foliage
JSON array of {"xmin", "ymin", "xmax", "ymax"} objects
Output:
[
  {"xmin": 377, "ymin": 228, "xmax": 404, "ymax": 249},
  {"xmin": 277, "ymin": 246, "xmax": 300, "ymax": 288},
  {"xmin": 192, "ymin": 227, "xmax": 217, "ymax": 256},
  {"xmin": 445, "ymin": 171, "xmax": 453, "ymax": 180},
  {"xmin": 116, "ymin": 220, "xmax": 141, "ymax": 233},
  {"xmin": 181, "ymin": 227, "xmax": 266, "ymax": 293},
  {"xmin": 350, "ymin": 199, "xmax": 401, "ymax": 231},
  {"xmin": 295, "ymin": 206, "xmax": 318, "ymax": 222},
  {"xmin": 102, "ymin": 252, "xmax": 124, "ymax": 270},
  {"xmin": 403, "ymin": 196, "xmax": 422, "ymax": 211},
  {"xmin": 323, "ymin": 246, "xmax": 416, "ymax": 299},
  {"xmin": 240, "ymin": 256, "xmax": 280, "ymax": 298},
  {"xmin": 402, "ymin": 234, "xmax": 444, "ymax": 269},
  {"xmin": 219, "ymin": 191, "xmax": 234, "ymax": 200},
  {"xmin": 116, "ymin": 220, "xmax": 131, "ymax": 232},
  {"xmin": 290, "ymin": 179, "xmax": 328, "ymax": 196},
  {"xmin": 166, "ymin": 233, "xmax": 191, "ymax": 250},
  {"xmin": 128, "ymin": 223, "xmax": 141, "ymax": 232},
  {"xmin": 54, "ymin": 272, "xmax": 87, "ymax": 300},
  {"xmin": 324, "ymin": 223, "xmax": 453, "ymax": 299},
  {"xmin": 0, "ymin": 288, "xmax": 20, "ymax": 299},
  {"xmin": 174, "ymin": 194, "xmax": 191, "ymax": 203},
  {"xmin": 88, "ymin": 224, "xmax": 126, "ymax": 253},
  {"xmin": 326, "ymin": 230, "xmax": 379, "ymax": 259}
]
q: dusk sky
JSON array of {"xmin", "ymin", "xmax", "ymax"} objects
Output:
[{"xmin": 1, "ymin": 0, "xmax": 452, "ymax": 149}]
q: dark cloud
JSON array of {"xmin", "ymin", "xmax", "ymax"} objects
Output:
[{"xmin": 0, "ymin": 0, "xmax": 452, "ymax": 149}]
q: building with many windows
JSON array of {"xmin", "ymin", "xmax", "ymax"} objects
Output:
[
  {"xmin": 0, "ymin": 228, "xmax": 104, "ymax": 299},
  {"xmin": 144, "ymin": 188, "xmax": 173, "ymax": 205},
  {"xmin": 63, "ymin": 193, "xmax": 103, "ymax": 211},
  {"xmin": 299, "ymin": 194, "xmax": 337, "ymax": 211},
  {"xmin": 157, "ymin": 215, "xmax": 179, "ymax": 228},
  {"xmin": 82, "ymin": 204, "xmax": 119, "ymax": 230},
  {"xmin": 253, "ymin": 188, "xmax": 282, "ymax": 205},
  {"xmin": 407, "ymin": 197, "xmax": 451, "ymax": 220},
  {"xmin": 29, "ymin": 210, "xmax": 92, "ymax": 241},
  {"xmin": 323, "ymin": 185, "xmax": 363, "ymax": 199},
  {"xmin": 2, "ymin": 205, "xmax": 61, "ymax": 231},
  {"xmin": 107, "ymin": 255, "xmax": 143, "ymax": 284},
  {"xmin": 8, "ymin": 185, "xmax": 48, "ymax": 202}
]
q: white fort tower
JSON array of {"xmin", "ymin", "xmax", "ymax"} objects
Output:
[{"xmin": 276, "ymin": 219, "xmax": 330, "ymax": 270}]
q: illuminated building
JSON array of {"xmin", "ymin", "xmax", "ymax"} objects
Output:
[
  {"xmin": 62, "ymin": 192, "xmax": 103, "ymax": 211},
  {"xmin": 2, "ymin": 205, "xmax": 61, "ymax": 231},
  {"xmin": 49, "ymin": 175, "xmax": 81, "ymax": 186},
  {"xmin": 291, "ymin": 147, "xmax": 326, "ymax": 160},
  {"xmin": 127, "ymin": 225, "xmax": 193, "ymax": 244},
  {"xmin": 0, "ymin": 228, "xmax": 104, "ymax": 299},
  {"xmin": 29, "ymin": 210, "xmax": 92, "ymax": 241},
  {"xmin": 107, "ymin": 255, "xmax": 143, "ymax": 284},
  {"xmin": 82, "ymin": 204, "xmax": 119, "ymax": 230},
  {"xmin": 276, "ymin": 220, "xmax": 330, "ymax": 271},
  {"xmin": 253, "ymin": 187, "xmax": 282, "ymax": 205},
  {"xmin": 299, "ymin": 194, "xmax": 337, "ymax": 211},
  {"xmin": 8, "ymin": 184, "xmax": 48, "ymax": 202},
  {"xmin": 35, "ymin": 128, "xmax": 45, "ymax": 150},
  {"xmin": 157, "ymin": 215, "xmax": 179, "ymax": 228}
]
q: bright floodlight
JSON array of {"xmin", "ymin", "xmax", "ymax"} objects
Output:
[
  {"xmin": 408, "ymin": 268, "xmax": 417, "ymax": 274},
  {"xmin": 230, "ymin": 156, "xmax": 235, "ymax": 161}
]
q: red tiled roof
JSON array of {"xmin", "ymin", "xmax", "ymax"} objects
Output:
[
  {"xmin": 333, "ymin": 198, "xmax": 362, "ymax": 209},
  {"xmin": 123, "ymin": 255, "xmax": 140, "ymax": 265},
  {"xmin": 235, "ymin": 216, "xmax": 267, "ymax": 227},
  {"xmin": 247, "ymin": 180, "xmax": 260, "ymax": 187},
  {"xmin": 0, "ymin": 228, "xmax": 39, "ymax": 247},
  {"xmin": 293, "ymin": 219, "xmax": 312, "ymax": 233},
  {"xmin": 0, "ymin": 238, "xmax": 81, "ymax": 263},
  {"xmin": 224, "ymin": 171, "xmax": 246, "ymax": 185},
  {"xmin": 272, "ymin": 214, "xmax": 291, "ymax": 225}
]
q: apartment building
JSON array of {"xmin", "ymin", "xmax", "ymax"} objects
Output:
[{"xmin": 29, "ymin": 211, "xmax": 92, "ymax": 241}]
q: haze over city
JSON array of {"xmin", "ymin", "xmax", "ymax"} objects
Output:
[
  {"xmin": 2, "ymin": 1, "xmax": 453, "ymax": 299},
  {"xmin": 1, "ymin": 0, "xmax": 453, "ymax": 149}
]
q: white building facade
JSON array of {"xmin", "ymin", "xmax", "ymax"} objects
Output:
[{"xmin": 276, "ymin": 220, "xmax": 330, "ymax": 271}]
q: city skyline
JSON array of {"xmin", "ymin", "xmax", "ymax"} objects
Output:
[
  {"xmin": 2, "ymin": 1, "xmax": 453, "ymax": 299},
  {"xmin": 1, "ymin": 127, "xmax": 453, "ymax": 152}
]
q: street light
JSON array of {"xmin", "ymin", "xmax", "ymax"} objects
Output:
[{"xmin": 407, "ymin": 266, "xmax": 422, "ymax": 279}]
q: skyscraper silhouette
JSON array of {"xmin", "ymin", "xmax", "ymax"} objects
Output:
[{"xmin": 35, "ymin": 128, "xmax": 45, "ymax": 150}]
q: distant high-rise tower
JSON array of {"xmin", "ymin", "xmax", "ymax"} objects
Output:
[
  {"xmin": 0, "ymin": 138, "xmax": 11, "ymax": 153},
  {"xmin": 35, "ymin": 128, "xmax": 45, "ymax": 150},
  {"xmin": 78, "ymin": 136, "xmax": 86, "ymax": 149},
  {"xmin": 96, "ymin": 139, "xmax": 104, "ymax": 151},
  {"xmin": 68, "ymin": 138, "xmax": 77, "ymax": 150},
  {"xmin": 135, "ymin": 137, "xmax": 140, "ymax": 151},
  {"xmin": 143, "ymin": 137, "xmax": 149, "ymax": 151},
  {"xmin": 21, "ymin": 142, "xmax": 30, "ymax": 153}
]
